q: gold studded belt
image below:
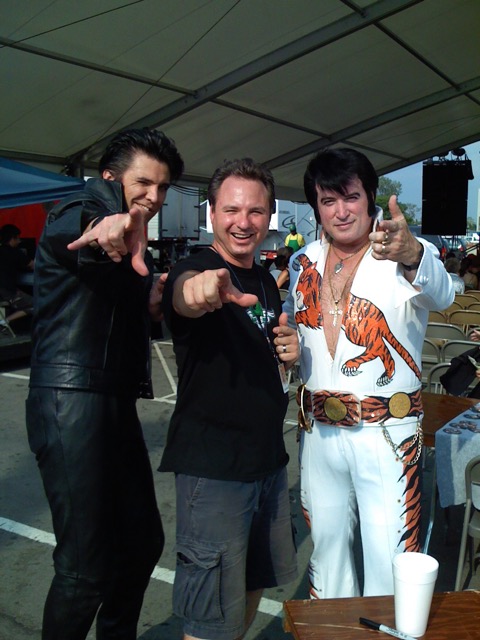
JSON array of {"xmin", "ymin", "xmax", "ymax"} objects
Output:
[{"xmin": 296, "ymin": 385, "xmax": 423, "ymax": 432}]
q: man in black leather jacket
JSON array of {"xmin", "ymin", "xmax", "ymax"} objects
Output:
[{"xmin": 26, "ymin": 129, "xmax": 184, "ymax": 640}]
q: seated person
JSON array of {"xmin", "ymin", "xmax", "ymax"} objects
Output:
[
  {"xmin": 444, "ymin": 257, "xmax": 465, "ymax": 293},
  {"xmin": 460, "ymin": 255, "xmax": 480, "ymax": 290},
  {"xmin": 0, "ymin": 224, "xmax": 34, "ymax": 332},
  {"xmin": 272, "ymin": 246, "xmax": 292, "ymax": 289}
]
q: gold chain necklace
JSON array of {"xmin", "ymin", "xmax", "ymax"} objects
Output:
[
  {"xmin": 331, "ymin": 241, "xmax": 370, "ymax": 274},
  {"xmin": 327, "ymin": 244, "xmax": 369, "ymax": 327},
  {"xmin": 328, "ymin": 273, "xmax": 353, "ymax": 327}
]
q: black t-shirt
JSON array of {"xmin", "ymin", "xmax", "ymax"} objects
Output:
[{"xmin": 159, "ymin": 248, "xmax": 289, "ymax": 481}]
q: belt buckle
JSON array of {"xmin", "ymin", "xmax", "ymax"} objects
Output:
[
  {"xmin": 388, "ymin": 392, "xmax": 412, "ymax": 419},
  {"xmin": 324, "ymin": 396, "xmax": 348, "ymax": 422},
  {"xmin": 319, "ymin": 391, "xmax": 362, "ymax": 427}
]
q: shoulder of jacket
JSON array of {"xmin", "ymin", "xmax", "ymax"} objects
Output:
[{"xmin": 46, "ymin": 179, "xmax": 123, "ymax": 225}]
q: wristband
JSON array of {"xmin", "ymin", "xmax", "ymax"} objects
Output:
[{"xmin": 402, "ymin": 244, "xmax": 424, "ymax": 271}]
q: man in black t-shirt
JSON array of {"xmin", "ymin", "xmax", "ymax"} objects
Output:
[{"xmin": 161, "ymin": 158, "xmax": 298, "ymax": 640}]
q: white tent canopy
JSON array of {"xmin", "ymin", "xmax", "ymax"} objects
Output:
[{"xmin": 1, "ymin": 0, "xmax": 479, "ymax": 201}]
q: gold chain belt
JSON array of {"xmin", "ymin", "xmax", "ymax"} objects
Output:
[{"xmin": 296, "ymin": 385, "xmax": 423, "ymax": 432}]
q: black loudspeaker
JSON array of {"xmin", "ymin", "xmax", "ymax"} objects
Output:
[{"xmin": 421, "ymin": 161, "xmax": 472, "ymax": 235}]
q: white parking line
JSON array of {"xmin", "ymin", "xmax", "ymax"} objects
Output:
[
  {"xmin": 151, "ymin": 394, "xmax": 178, "ymax": 405},
  {"xmin": 153, "ymin": 342, "xmax": 177, "ymax": 394},
  {"xmin": 0, "ymin": 517, "xmax": 283, "ymax": 618},
  {"xmin": 1, "ymin": 372, "xmax": 29, "ymax": 380},
  {"xmin": 0, "ymin": 517, "xmax": 55, "ymax": 545}
]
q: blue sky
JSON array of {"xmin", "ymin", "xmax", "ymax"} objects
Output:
[{"xmin": 385, "ymin": 141, "xmax": 480, "ymax": 225}]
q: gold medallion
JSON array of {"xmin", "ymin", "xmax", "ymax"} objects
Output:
[
  {"xmin": 324, "ymin": 397, "xmax": 348, "ymax": 422},
  {"xmin": 388, "ymin": 392, "xmax": 411, "ymax": 419}
]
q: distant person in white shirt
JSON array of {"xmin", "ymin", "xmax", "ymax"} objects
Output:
[{"xmin": 444, "ymin": 257, "xmax": 465, "ymax": 293}]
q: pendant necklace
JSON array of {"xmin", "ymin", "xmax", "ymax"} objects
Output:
[
  {"xmin": 331, "ymin": 241, "xmax": 370, "ymax": 274},
  {"xmin": 327, "ymin": 243, "xmax": 369, "ymax": 327},
  {"xmin": 328, "ymin": 275, "xmax": 352, "ymax": 327},
  {"xmin": 209, "ymin": 246, "xmax": 269, "ymax": 339}
]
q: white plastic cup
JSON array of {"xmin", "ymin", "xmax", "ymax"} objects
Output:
[{"xmin": 392, "ymin": 552, "xmax": 439, "ymax": 638}]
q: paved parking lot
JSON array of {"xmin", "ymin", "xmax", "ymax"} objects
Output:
[
  {"xmin": 0, "ymin": 340, "xmax": 313, "ymax": 640},
  {"xmin": 0, "ymin": 339, "xmax": 477, "ymax": 639}
]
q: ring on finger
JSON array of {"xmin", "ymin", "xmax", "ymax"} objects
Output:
[
  {"xmin": 282, "ymin": 345, "xmax": 287, "ymax": 353},
  {"xmin": 381, "ymin": 245, "xmax": 386, "ymax": 255}
]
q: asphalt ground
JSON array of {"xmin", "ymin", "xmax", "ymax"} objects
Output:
[{"xmin": 0, "ymin": 338, "xmax": 478, "ymax": 640}]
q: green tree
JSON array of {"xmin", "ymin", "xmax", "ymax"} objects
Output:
[
  {"xmin": 467, "ymin": 216, "xmax": 476, "ymax": 230},
  {"xmin": 377, "ymin": 176, "xmax": 402, "ymax": 197},
  {"xmin": 376, "ymin": 177, "xmax": 419, "ymax": 224},
  {"xmin": 403, "ymin": 203, "xmax": 420, "ymax": 225}
]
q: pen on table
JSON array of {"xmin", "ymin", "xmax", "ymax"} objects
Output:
[{"xmin": 359, "ymin": 617, "xmax": 416, "ymax": 640}]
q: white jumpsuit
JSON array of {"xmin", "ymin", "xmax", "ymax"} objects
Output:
[{"xmin": 284, "ymin": 223, "xmax": 454, "ymax": 598}]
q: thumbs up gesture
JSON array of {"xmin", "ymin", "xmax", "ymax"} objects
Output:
[
  {"xmin": 273, "ymin": 311, "xmax": 299, "ymax": 365},
  {"xmin": 370, "ymin": 195, "xmax": 423, "ymax": 268}
]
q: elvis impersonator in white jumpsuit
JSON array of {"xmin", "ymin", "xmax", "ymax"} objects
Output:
[{"xmin": 284, "ymin": 210, "xmax": 454, "ymax": 599}]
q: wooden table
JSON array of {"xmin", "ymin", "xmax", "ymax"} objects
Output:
[
  {"xmin": 421, "ymin": 392, "xmax": 478, "ymax": 447},
  {"xmin": 283, "ymin": 591, "xmax": 480, "ymax": 640}
]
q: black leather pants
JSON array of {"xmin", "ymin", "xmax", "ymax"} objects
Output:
[{"xmin": 26, "ymin": 388, "xmax": 164, "ymax": 640}]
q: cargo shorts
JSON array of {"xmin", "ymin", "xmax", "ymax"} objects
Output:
[{"xmin": 173, "ymin": 468, "xmax": 297, "ymax": 640}]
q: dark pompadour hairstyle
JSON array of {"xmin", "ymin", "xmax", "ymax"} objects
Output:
[
  {"xmin": 207, "ymin": 158, "xmax": 276, "ymax": 214},
  {"xmin": 98, "ymin": 128, "xmax": 184, "ymax": 182},
  {"xmin": 304, "ymin": 147, "xmax": 379, "ymax": 224}
]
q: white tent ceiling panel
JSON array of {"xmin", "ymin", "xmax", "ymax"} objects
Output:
[
  {"xmin": 165, "ymin": 103, "xmax": 316, "ymax": 173},
  {"xmin": 0, "ymin": 65, "xmax": 174, "ymax": 157},
  {"xmin": 156, "ymin": 1, "xmax": 351, "ymax": 88},
  {"xmin": 28, "ymin": 5, "xmax": 238, "ymax": 87},
  {"xmin": 223, "ymin": 29, "xmax": 448, "ymax": 135},
  {"xmin": 382, "ymin": 0, "xmax": 480, "ymax": 81},
  {"xmin": 352, "ymin": 97, "xmax": 480, "ymax": 158},
  {"xmin": 0, "ymin": 0, "xmax": 479, "ymax": 201}
]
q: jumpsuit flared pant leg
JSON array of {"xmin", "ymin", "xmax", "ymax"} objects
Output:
[{"xmin": 300, "ymin": 419, "xmax": 422, "ymax": 598}]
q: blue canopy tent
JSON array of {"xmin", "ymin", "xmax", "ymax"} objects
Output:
[{"xmin": 0, "ymin": 157, "xmax": 84, "ymax": 209}]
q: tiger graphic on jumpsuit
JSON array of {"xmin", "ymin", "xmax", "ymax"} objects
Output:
[{"xmin": 294, "ymin": 253, "xmax": 422, "ymax": 386}]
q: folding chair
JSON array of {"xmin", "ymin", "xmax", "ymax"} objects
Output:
[
  {"xmin": 428, "ymin": 310, "xmax": 447, "ymax": 323},
  {"xmin": 454, "ymin": 456, "xmax": 480, "ymax": 591},
  {"xmin": 425, "ymin": 363, "xmax": 451, "ymax": 394},
  {"xmin": 454, "ymin": 294, "xmax": 480, "ymax": 308},
  {"xmin": 421, "ymin": 338, "xmax": 441, "ymax": 385},
  {"xmin": 448, "ymin": 310, "xmax": 480, "ymax": 333},
  {"xmin": 425, "ymin": 322, "xmax": 466, "ymax": 342},
  {"xmin": 279, "ymin": 288, "xmax": 289, "ymax": 302},
  {"xmin": 465, "ymin": 290, "xmax": 480, "ymax": 301},
  {"xmin": 467, "ymin": 302, "xmax": 480, "ymax": 312},
  {"xmin": 444, "ymin": 300, "xmax": 462, "ymax": 318},
  {"xmin": 441, "ymin": 339, "xmax": 479, "ymax": 363}
]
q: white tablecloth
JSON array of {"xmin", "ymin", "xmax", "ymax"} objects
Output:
[{"xmin": 435, "ymin": 403, "xmax": 480, "ymax": 508}]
